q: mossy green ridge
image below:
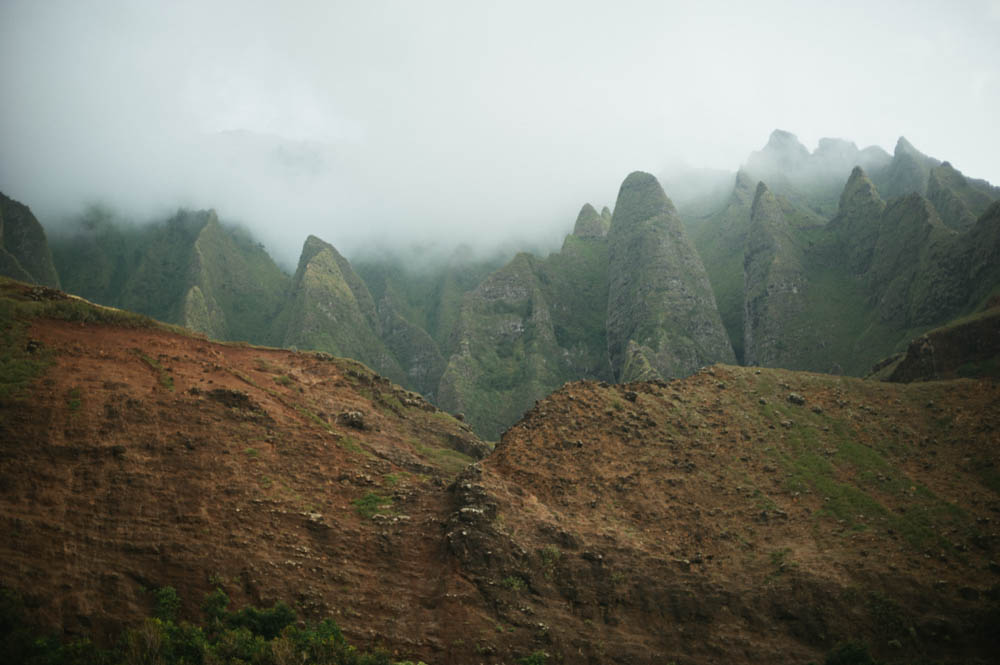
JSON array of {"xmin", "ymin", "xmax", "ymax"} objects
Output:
[
  {"xmin": 926, "ymin": 161, "xmax": 1000, "ymax": 231},
  {"xmin": 684, "ymin": 131, "xmax": 1000, "ymax": 377},
  {"xmin": 438, "ymin": 228, "xmax": 612, "ymax": 440},
  {"xmin": 871, "ymin": 300, "xmax": 1000, "ymax": 382},
  {"xmin": 0, "ymin": 193, "xmax": 60, "ymax": 288},
  {"xmin": 279, "ymin": 235, "xmax": 406, "ymax": 384},
  {"xmin": 183, "ymin": 216, "xmax": 289, "ymax": 342},
  {"xmin": 826, "ymin": 166, "xmax": 886, "ymax": 274},
  {"xmin": 874, "ymin": 137, "xmax": 939, "ymax": 201},
  {"xmin": 606, "ymin": 172, "xmax": 734, "ymax": 382},
  {"xmin": 51, "ymin": 207, "xmax": 290, "ymax": 344},
  {"xmin": 739, "ymin": 166, "xmax": 1000, "ymax": 375},
  {"xmin": 354, "ymin": 249, "xmax": 504, "ymax": 360}
]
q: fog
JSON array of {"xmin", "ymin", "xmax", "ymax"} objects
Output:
[{"xmin": 2, "ymin": 0, "xmax": 998, "ymax": 267}]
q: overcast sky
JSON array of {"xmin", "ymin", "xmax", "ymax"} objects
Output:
[{"xmin": 1, "ymin": 0, "xmax": 998, "ymax": 266}]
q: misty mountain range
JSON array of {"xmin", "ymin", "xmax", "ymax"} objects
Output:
[{"xmin": 3, "ymin": 129, "xmax": 998, "ymax": 439}]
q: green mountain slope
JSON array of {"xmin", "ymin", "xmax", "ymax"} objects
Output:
[
  {"xmin": 437, "ymin": 205, "xmax": 612, "ymax": 439},
  {"xmin": 0, "ymin": 192, "xmax": 60, "ymax": 288},
  {"xmin": 51, "ymin": 208, "xmax": 290, "ymax": 342},
  {"xmin": 279, "ymin": 235, "xmax": 406, "ymax": 384}
]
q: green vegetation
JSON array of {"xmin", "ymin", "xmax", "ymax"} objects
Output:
[
  {"xmin": 67, "ymin": 387, "xmax": 82, "ymax": 412},
  {"xmin": 759, "ymin": 390, "xmax": 972, "ymax": 551},
  {"xmin": 0, "ymin": 586, "xmax": 426, "ymax": 665},
  {"xmin": 134, "ymin": 350, "xmax": 175, "ymax": 391},
  {"xmin": 0, "ymin": 298, "xmax": 52, "ymax": 399},
  {"xmin": 501, "ymin": 576, "xmax": 526, "ymax": 591},
  {"xmin": 411, "ymin": 438, "xmax": 473, "ymax": 475},
  {"xmin": 516, "ymin": 651, "xmax": 549, "ymax": 665},
  {"xmin": 539, "ymin": 545, "xmax": 561, "ymax": 579},
  {"xmin": 353, "ymin": 491, "xmax": 393, "ymax": 519}
]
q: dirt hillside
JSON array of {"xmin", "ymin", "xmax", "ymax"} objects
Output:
[{"xmin": 1, "ymin": 280, "xmax": 998, "ymax": 664}]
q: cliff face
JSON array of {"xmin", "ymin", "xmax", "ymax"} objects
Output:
[
  {"xmin": 437, "ymin": 252, "xmax": 565, "ymax": 439},
  {"xmin": 606, "ymin": 172, "xmax": 734, "ymax": 382},
  {"xmin": 434, "ymin": 203, "xmax": 617, "ymax": 439},
  {"xmin": 0, "ymin": 192, "xmax": 60, "ymax": 288},
  {"xmin": 826, "ymin": 166, "xmax": 886, "ymax": 274},
  {"xmin": 742, "ymin": 183, "xmax": 808, "ymax": 368}
]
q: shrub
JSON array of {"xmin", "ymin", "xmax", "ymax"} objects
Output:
[{"xmin": 153, "ymin": 586, "xmax": 181, "ymax": 622}]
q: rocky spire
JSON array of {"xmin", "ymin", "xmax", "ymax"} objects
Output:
[
  {"xmin": 573, "ymin": 203, "xmax": 609, "ymax": 237},
  {"xmin": 606, "ymin": 171, "xmax": 734, "ymax": 381}
]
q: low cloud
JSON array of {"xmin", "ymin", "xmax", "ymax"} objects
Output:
[{"xmin": 2, "ymin": 1, "xmax": 998, "ymax": 266}]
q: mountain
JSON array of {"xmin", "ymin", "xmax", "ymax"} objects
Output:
[
  {"xmin": 437, "ymin": 213, "xmax": 612, "ymax": 439},
  {"xmin": 684, "ymin": 132, "xmax": 1000, "ymax": 376},
  {"xmin": 50, "ymin": 207, "xmax": 289, "ymax": 343},
  {"xmin": 870, "ymin": 297, "xmax": 1000, "ymax": 382},
  {"xmin": 37, "ymin": 129, "xmax": 1000, "ymax": 441},
  {"xmin": 0, "ymin": 192, "xmax": 60, "ymax": 288},
  {"xmin": 278, "ymin": 235, "xmax": 407, "ymax": 384},
  {"xmin": 606, "ymin": 172, "xmax": 734, "ymax": 381},
  {"xmin": 2, "ymin": 279, "xmax": 998, "ymax": 664},
  {"xmin": 743, "ymin": 129, "xmax": 891, "ymax": 216},
  {"xmin": 437, "ymin": 172, "xmax": 737, "ymax": 439}
]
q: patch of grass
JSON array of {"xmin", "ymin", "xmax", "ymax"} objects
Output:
[
  {"xmin": 244, "ymin": 448, "xmax": 259, "ymax": 458},
  {"xmin": 769, "ymin": 548, "xmax": 795, "ymax": 575},
  {"xmin": 134, "ymin": 349, "xmax": 174, "ymax": 391},
  {"xmin": 0, "ymin": 299, "xmax": 54, "ymax": 399},
  {"xmin": 339, "ymin": 435, "xmax": 366, "ymax": 455},
  {"xmin": 501, "ymin": 576, "xmax": 526, "ymax": 591},
  {"xmin": 273, "ymin": 374, "xmax": 293, "ymax": 387},
  {"xmin": 412, "ymin": 438, "xmax": 474, "ymax": 475},
  {"xmin": 540, "ymin": 545, "xmax": 561, "ymax": 579},
  {"xmin": 352, "ymin": 491, "xmax": 393, "ymax": 519},
  {"xmin": 66, "ymin": 387, "xmax": 82, "ymax": 411}
]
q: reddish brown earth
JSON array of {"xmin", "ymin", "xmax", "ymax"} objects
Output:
[{"xmin": 1, "ymin": 283, "xmax": 999, "ymax": 664}]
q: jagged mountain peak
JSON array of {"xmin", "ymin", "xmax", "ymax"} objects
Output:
[
  {"xmin": 766, "ymin": 128, "xmax": 808, "ymax": 152},
  {"xmin": 573, "ymin": 202, "xmax": 609, "ymax": 237},
  {"xmin": 747, "ymin": 129, "xmax": 810, "ymax": 172},
  {"xmin": 838, "ymin": 166, "xmax": 883, "ymax": 214},
  {"xmin": 894, "ymin": 136, "xmax": 919, "ymax": 156},
  {"xmin": 610, "ymin": 171, "xmax": 677, "ymax": 231},
  {"xmin": 728, "ymin": 170, "xmax": 757, "ymax": 206}
]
